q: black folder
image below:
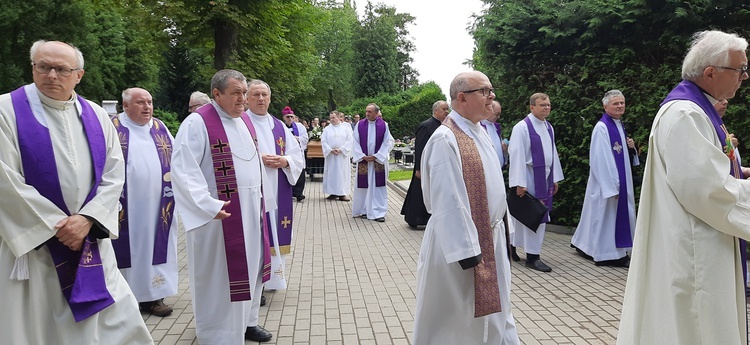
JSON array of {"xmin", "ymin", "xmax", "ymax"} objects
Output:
[{"xmin": 507, "ymin": 186, "xmax": 548, "ymax": 232}]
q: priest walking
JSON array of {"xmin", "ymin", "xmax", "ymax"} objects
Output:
[
  {"xmin": 571, "ymin": 90, "xmax": 635, "ymax": 267},
  {"xmin": 508, "ymin": 93, "xmax": 564, "ymax": 272},
  {"xmin": 322, "ymin": 111, "xmax": 354, "ymax": 201},
  {"xmin": 282, "ymin": 106, "xmax": 308, "ymax": 203},
  {"xmin": 352, "ymin": 103, "xmax": 395, "ymax": 222},
  {"xmin": 414, "ymin": 71, "xmax": 520, "ymax": 345},
  {"xmin": 112, "ymin": 87, "xmax": 178, "ymax": 317},
  {"xmin": 172, "ymin": 69, "xmax": 272, "ymax": 344},
  {"xmin": 400, "ymin": 100, "xmax": 449, "ymax": 229},
  {"xmin": 617, "ymin": 30, "xmax": 750, "ymax": 345},
  {"xmin": 245, "ymin": 80, "xmax": 304, "ymax": 339},
  {"xmin": 0, "ymin": 40, "xmax": 152, "ymax": 344}
]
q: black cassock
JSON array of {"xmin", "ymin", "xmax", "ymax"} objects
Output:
[{"xmin": 400, "ymin": 116, "xmax": 443, "ymax": 228}]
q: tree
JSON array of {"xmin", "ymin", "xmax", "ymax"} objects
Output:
[{"xmin": 353, "ymin": 1, "xmax": 416, "ymax": 98}]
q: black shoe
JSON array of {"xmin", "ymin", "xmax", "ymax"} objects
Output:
[
  {"xmin": 245, "ymin": 326, "xmax": 273, "ymax": 342},
  {"xmin": 408, "ymin": 223, "xmax": 419, "ymax": 230},
  {"xmin": 510, "ymin": 246, "xmax": 520, "ymax": 262},
  {"xmin": 574, "ymin": 247, "xmax": 594, "ymax": 261},
  {"xmin": 260, "ymin": 295, "xmax": 266, "ymax": 306},
  {"xmin": 526, "ymin": 259, "xmax": 552, "ymax": 272},
  {"xmin": 326, "ymin": 195, "xmax": 338, "ymax": 200},
  {"xmin": 595, "ymin": 256, "xmax": 630, "ymax": 268},
  {"xmin": 374, "ymin": 217, "xmax": 385, "ymax": 222}
]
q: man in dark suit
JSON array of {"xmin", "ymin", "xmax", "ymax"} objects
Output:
[{"xmin": 400, "ymin": 100, "xmax": 450, "ymax": 229}]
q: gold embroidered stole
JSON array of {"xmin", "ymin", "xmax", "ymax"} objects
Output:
[{"xmin": 443, "ymin": 117, "xmax": 502, "ymax": 317}]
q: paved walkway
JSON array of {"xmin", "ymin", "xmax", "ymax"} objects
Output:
[{"xmin": 145, "ymin": 178, "xmax": 629, "ymax": 344}]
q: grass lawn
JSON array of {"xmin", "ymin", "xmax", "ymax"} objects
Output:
[{"xmin": 388, "ymin": 170, "xmax": 413, "ymax": 181}]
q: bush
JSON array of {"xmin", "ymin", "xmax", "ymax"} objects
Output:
[
  {"xmin": 338, "ymin": 82, "xmax": 446, "ymax": 138},
  {"xmin": 154, "ymin": 109, "xmax": 180, "ymax": 137}
]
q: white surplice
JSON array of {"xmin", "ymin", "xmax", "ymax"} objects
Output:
[
  {"xmin": 322, "ymin": 123, "xmax": 353, "ymax": 196},
  {"xmin": 508, "ymin": 114, "xmax": 564, "ymax": 255},
  {"xmin": 571, "ymin": 119, "xmax": 635, "ymax": 262},
  {"xmin": 414, "ymin": 111, "xmax": 519, "ymax": 345},
  {"xmin": 351, "ymin": 120, "xmax": 395, "ymax": 219},
  {"xmin": 616, "ymin": 98, "xmax": 750, "ymax": 345},
  {"xmin": 246, "ymin": 111, "xmax": 303, "ymax": 317},
  {"xmin": 116, "ymin": 112, "xmax": 178, "ymax": 302},
  {"xmin": 172, "ymin": 102, "xmax": 268, "ymax": 345},
  {"xmin": 0, "ymin": 85, "xmax": 152, "ymax": 344}
]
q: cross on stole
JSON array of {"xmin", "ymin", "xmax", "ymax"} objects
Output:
[
  {"xmin": 213, "ymin": 139, "xmax": 229, "ymax": 153},
  {"xmin": 215, "ymin": 161, "xmax": 233, "ymax": 176}
]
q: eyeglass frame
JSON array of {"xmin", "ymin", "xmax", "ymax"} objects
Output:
[
  {"xmin": 461, "ymin": 87, "xmax": 495, "ymax": 97},
  {"xmin": 31, "ymin": 62, "xmax": 81, "ymax": 77},
  {"xmin": 713, "ymin": 65, "xmax": 749, "ymax": 78}
]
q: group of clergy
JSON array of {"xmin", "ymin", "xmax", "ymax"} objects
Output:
[{"xmin": 413, "ymin": 30, "xmax": 750, "ymax": 345}]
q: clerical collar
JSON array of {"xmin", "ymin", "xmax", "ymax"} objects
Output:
[
  {"xmin": 211, "ymin": 100, "xmax": 237, "ymax": 120},
  {"xmin": 37, "ymin": 88, "xmax": 76, "ymax": 111},
  {"xmin": 448, "ymin": 110, "xmax": 481, "ymax": 133},
  {"xmin": 121, "ymin": 112, "xmax": 152, "ymax": 128},
  {"xmin": 247, "ymin": 111, "xmax": 272, "ymax": 124},
  {"xmin": 528, "ymin": 113, "xmax": 547, "ymax": 123}
]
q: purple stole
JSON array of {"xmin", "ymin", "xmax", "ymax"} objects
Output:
[
  {"xmin": 268, "ymin": 116, "xmax": 294, "ymax": 255},
  {"xmin": 196, "ymin": 105, "xmax": 271, "ymax": 301},
  {"xmin": 661, "ymin": 79, "xmax": 748, "ymax": 293},
  {"xmin": 356, "ymin": 118, "xmax": 387, "ymax": 188},
  {"xmin": 524, "ymin": 116, "xmax": 555, "ymax": 224},
  {"xmin": 111, "ymin": 115, "xmax": 174, "ymax": 268},
  {"xmin": 600, "ymin": 114, "xmax": 632, "ymax": 248},
  {"xmin": 11, "ymin": 85, "xmax": 114, "ymax": 322},
  {"xmin": 290, "ymin": 122, "xmax": 299, "ymax": 136}
]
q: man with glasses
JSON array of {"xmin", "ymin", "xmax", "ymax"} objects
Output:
[
  {"xmin": 281, "ymin": 106, "xmax": 308, "ymax": 203},
  {"xmin": 508, "ymin": 93, "xmax": 564, "ymax": 272},
  {"xmin": 413, "ymin": 71, "xmax": 520, "ymax": 345},
  {"xmin": 187, "ymin": 91, "xmax": 211, "ymax": 116},
  {"xmin": 617, "ymin": 30, "xmax": 750, "ymax": 345},
  {"xmin": 400, "ymin": 100, "xmax": 449, "ymax": 229},
  {"xmin": 0, "ymin": 40, "xmax": 152, "ymax": 343}
]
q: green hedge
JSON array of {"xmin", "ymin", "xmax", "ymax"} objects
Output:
[{"xmin": 338, "ymin": 82, "xmax": 446, "ymax": 138}]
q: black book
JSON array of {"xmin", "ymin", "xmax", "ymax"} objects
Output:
[{"xmin": 507, "ymin": 186, "xmax": 548, "ymax": 232}]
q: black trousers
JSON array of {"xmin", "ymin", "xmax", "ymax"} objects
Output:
[{"xmin": 292, "ymin": 170, "xmax": 305, "ymax": 198}]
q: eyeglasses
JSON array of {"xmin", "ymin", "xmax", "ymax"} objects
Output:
[
  {"xmin": 32, "ymin": 63, "xmax": 80, "ymax": 77},
  {"xmin": 461, "ymin": 87, "xmax": 495, "ymax": 97},
  {"xmin": 534, "ymin": 103, "xmax": 551, "ymax": 108},
  {"xmin": 188, "ymin": 104, "xmax": 202, "ymax": 111},
  {"xmin": 714, "ymin": 65, "xmax": 749, "ymax": 77}
]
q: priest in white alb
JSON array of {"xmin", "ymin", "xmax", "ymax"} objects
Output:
[
  {"xmin": 414, "ymin": 71, "xmax": 519, "ymax": 345},
  {"xmin": 245, "ymin": 79, "xmax": 304, "ymax": 341},
  {"xmin": 352, "ymin": 103, "xmax": 394, "ymax": 222},
  {"xmin": 571, "ymin": 90, "xmax": 635, "ymax": 267},
  {"xmin": 172, "ymin": 69, "xmax": 273, "ymax": 344},
  {"xmin": 111, "ymin": 87, "xmax": 178, "ymax": 317},
  {"xmin": 508, "ymin": 93, "xmax": 564, "ymax": 272},
  {"xmin": 0, "ymin": 40, "xmax": 152, "ymax": 344},
  {"xmin": 616, "ymin": 30, "xmax": 750, "ymax": 345},
  {"xmin": 322, "ymin": 111, "xmax": 354, "ymax": 201}
]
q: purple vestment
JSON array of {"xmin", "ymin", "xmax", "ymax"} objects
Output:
[{"xmin": 11, "ymin": 85, "xmax": 114, "ymax": 322}]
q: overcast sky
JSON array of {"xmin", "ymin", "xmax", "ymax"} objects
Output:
[{"xmin": 355, "ymin": 0, "xmax": 486, "ymax": 100}]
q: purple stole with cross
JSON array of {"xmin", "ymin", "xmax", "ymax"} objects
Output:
[
  {"xmin": 111, "ymin": 115, "xmax": 174, "ymax": 268},
  {"xmin": 661, "ymin": 80, "xmax": 748, "ymax": 289},
  {"xmin": 268, "ymin": 116, "xmax": 294, "ymax": 255},
  {"xmin": 11, "ymin": 84, "xmax": 114, "ymax": 322},
  {"xmin": 356, "ymin": 117, "xmax": 387, "ymax": 188},
  {"xmin": 196, "ymin": 104, "xmax": 272, "ymax": 301},
  {"xmin": 524, "ymin": 116, "xmax": 555, "ymax": 224},
  {"xmin": 600, "ymin": 114, "xmax": 632, "ymax": 248}
]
